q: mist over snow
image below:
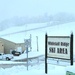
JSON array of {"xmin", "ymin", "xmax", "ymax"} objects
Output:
[{"xmin": 0, "ymin": 12, "xmax": 75, "ymax": 31}]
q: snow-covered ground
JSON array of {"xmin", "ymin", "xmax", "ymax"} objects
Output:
[
  {"xmin": 0, "ymin": 50, "xmax": 75, "ymax": 75},
  {"xmin": 11, "ymin": 51, "xmax": 44, "ymax": 61},
  {"xmin": 0, "ymin": 63, "xmax": 65, "ymax": 75},
  {"xmin": 0, "ymin": 22, "xmax": 75, "ymax": 75},
  {"xmin": 0, "ymin": 58, "xmax": 75, "ymax": 75}
]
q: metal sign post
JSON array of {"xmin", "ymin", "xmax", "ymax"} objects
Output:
[
  {"xmin": 26, "ymin": 46, "xmax": 28, "ymax": 70},
  {"xmin": 24, "ymin": 39, "xmax": 30, "ymax": 71}
]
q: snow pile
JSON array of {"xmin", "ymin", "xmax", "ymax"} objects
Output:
[
  {"xmin": 11, "ymin": 51, "xmax": 44, "ymax": 61},
  {"xmin": 66, "ymin": 65, "xmax": 75, "ymax": 73},
  {"xmin": 0, "ymin": 63, "xmax": 66, "ymax": 75}
]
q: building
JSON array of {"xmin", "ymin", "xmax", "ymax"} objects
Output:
[
  {"xmin": 0, "ymin": 41, "xmax": 4, "ymax": 53},
  {"xmin": 15, "ymin": 43, "xmax": 25, "ymax": 53},
  {"xmin": 0, "ymin": 38, "xmax": 25, "ymax": 54}
]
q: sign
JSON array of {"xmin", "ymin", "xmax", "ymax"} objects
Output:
[
  {"xmin": 24, "ymin": 39, "xmax": 31, "ymax": 47},
  {"xmin": 45, "ymin": 33, "xmax": 73, "ymax": 74},
  {"xmin": 47, "ymin": 36, "xmax": 70, "ymax": 59}
]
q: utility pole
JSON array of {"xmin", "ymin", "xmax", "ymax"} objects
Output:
[
  {"xmin": 24, "ymin": 39, "xmax": 29, "ymax": 71},
  {"xmin": 26, "ymin": 46, "xmax": 28, "ymax": 70},
  {"xmin": 30, "ymin": 34, "xmax": 32, "ymax": 51},
  {"xmin": 36, "ymin": 36, "xmax": 39, "ymax": 51}
]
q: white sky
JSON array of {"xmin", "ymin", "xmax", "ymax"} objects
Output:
[{"xmin": 0, "ymin": 0, "xmax": 75, "ymax": 22}]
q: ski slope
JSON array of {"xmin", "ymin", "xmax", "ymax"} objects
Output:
[{"xmin": 0, "ymin": 22, "xmax": 75, "ymax": 53}]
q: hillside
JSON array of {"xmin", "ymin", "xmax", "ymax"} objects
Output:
[
  {"xmin": 0, "ymin": 22, "xmax": 75, "ymax": 54},
  {"xmin": 0, "ymin": 12, "xmax": 75, "ymax": 31}
]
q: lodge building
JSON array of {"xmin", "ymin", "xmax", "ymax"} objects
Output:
[{"xmin": 0, "ymin": 38, "xmax": 25, "ymax": 54}]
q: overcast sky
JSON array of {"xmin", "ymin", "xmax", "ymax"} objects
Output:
[{"xmin": 0, "ymin": 0, "xmax": 75, "ymax": 22}]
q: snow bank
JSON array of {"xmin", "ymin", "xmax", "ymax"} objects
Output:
[
  {"xmin": 11, "ymin": 51, "xmax": 44, "ymax": 61},
  {"xmin": 0, "ymin": 63, "xmax": 66, "ymax": 75}
]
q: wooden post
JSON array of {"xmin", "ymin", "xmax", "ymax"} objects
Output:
[
  {"xmin": 45, "ymin": 33, "xmax": 47, "ymax": 74},
  {"xmin": 70, "ymin": 32, "xmax": 73, "ymax": 65}
]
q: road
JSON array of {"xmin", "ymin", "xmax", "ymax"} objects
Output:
[
  {"xmin": 0, "ymin": 63, "xmax": 26, "ymax": 68},
  {"xmin": 0, "ymin": 55, "xmax": 45, "ymax": 69}
]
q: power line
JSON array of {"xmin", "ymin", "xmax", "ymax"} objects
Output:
[{"xmin": 0, "ymin": 24, "xmax": 60, "ymax": 37}]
